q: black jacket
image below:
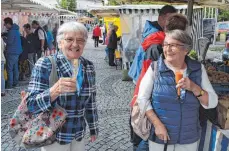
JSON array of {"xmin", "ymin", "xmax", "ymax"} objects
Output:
[
  {"xmin": 107, "ymin": 30, "xmax": 118, "ymax": 49},
  {"xmin": 34, "ymin": 27, "xmax": 48, "ymax": 52},
  {"xmin": 25, "ymin": 33, "xmax": 36, "ymax": 53},
  {"xmin": 19, "ymin": 36, "xmax": 28, "ymax": 61}
]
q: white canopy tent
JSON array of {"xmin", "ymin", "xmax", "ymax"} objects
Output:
[
  {"xmin": 1, "ymin": 0, "xmax": 59, "ymax": 33},
  {"xmin": 1, "ymin": 0, "xmax": 79, "ymax": 32},
  {"xmin": 1, "ymin": 0, "xmax": 57, "ymax": 12}
]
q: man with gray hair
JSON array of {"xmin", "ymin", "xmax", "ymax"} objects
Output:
[{"xmin": 32, "ymin": 20, "xmax": 48, "ymax": 60}]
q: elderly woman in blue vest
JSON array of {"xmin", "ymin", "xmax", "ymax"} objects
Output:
[
  {"xmin": 137, "ymin": 29, "xmax": 218, "ymax": 151},
  {"xmin": 26, "ymin": 22, "xmax": 98, "ymax": 151}
]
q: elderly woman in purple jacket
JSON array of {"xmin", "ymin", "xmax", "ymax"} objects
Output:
[{"xmin": 137, "ymin": 30, "xmax": 218, "ymax": 151}]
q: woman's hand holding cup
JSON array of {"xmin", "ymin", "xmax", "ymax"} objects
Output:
[{"xmin": 50, "ymin": 77, "xmax": 76, "ymax": 102}]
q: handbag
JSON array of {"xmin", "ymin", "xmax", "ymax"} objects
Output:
[
  {"xmin": 131, "ymin": 61, "xmax": 157, "ymax": 141},
  {"xmin": 8, "ymin": 56, "xmax": 67, "ymax": 149},
  {"xmin": 99, "ymin": 39, "xmax": 103, "ymax": 43}
]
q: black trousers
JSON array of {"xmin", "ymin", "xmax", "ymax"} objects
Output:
[
  {"xmin": 108, "ymin": 48, "xmax": 115, "ymax": 66},
  {"xmin": 94, "ymin": 36, "xmax": 99, "ymax": 47},
  {"xmin": 36, "ymin": 51, "xmax": 42, "ymax": 61}
]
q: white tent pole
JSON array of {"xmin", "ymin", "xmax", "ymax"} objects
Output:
[
  {"xmin": 208, "ymin": 7, "xmax": 210, "ymax": 18},
  {"xmin": 211, "ymin": 7, "xmax": 214, "ymax": 18},
  {"xmin": 213, "ymin": 8, "xmax": 218, "ymax": 45},
  {"xmin": 204, "ymin": 7, "xmax": 206, "ymax": 18}
]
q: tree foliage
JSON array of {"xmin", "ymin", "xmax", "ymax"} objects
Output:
[
  {"xmin": 60, "ymin": 0, "xmax": 76, "ymax": 12},
  {"xmin": 68, "ymin": 0, "xmax": 76, "ymax": 12},
  {"xmin": 60, "ymin": 0, "xmax": 67, "ymax": 9},
  {"xmin": 218, "ymin": 9, "xmax": 229, "ymax": 22}
]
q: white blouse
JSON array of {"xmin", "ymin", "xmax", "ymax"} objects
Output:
[{"xmin": 137, "ymin": 64, "xmax": 218, "ymax": 112}]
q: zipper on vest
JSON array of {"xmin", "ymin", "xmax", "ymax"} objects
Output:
[{"xmin": 178, "ymin": 102, "xmax": 183, "ymax": 143}]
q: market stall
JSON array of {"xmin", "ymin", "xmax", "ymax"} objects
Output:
[
  {"xmin": 1, "ymin": 0, "xmax": 78, "ymax": 32},
  {"xmin": 199, "ymin": 120, "xmax": 229, "ymax": 151},
  {"xmin": 56, "ymin": 8, "xmax": 79, "ymax": 25},
  {"xmin": 77, "ymin": 16, "xmax": 95, "ymax": 24},
  {"xmin": 1, "ymin": 0, "xmax": 60, "ymax": 33},
  {"xmin": 89, "ymin": 5, "xmax": 203, "ymax": 81}
]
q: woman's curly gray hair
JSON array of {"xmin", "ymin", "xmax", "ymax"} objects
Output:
[
  {"xmin": 56, "ymin": 22, "xmax": 88, "ymax": 44},
  {"xmin": 165, "ymin": 29, "xmax": 193, "ymax": 52}
]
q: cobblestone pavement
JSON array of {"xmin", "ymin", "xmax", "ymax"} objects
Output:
[{"xmin": 1, "ymin": 36, "xmax": 135, "ymax": 151}]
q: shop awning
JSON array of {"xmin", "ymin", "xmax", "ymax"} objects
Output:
[
  {"xmin": 88, "ymin": 6, "xmax": 120, "ymax": 17},
  {"xmin": 55, "ymin": 8, "xmax": 78, "ymax": 16},
  {"xmin": 88, "ymin": 5, "xmax": 202, "ymax": 17},
  {"xmin": 1, "ymin": 0, "xmax": 57, "ymax": 12},
  {"xmin": 89, "ymin": 0, "xmax": 229, "ymax": 17},
  {"xmin": 197, "ymin": 0, "xmax": 229, "ymax": 9}
]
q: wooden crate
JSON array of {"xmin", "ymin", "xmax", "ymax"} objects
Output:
[{"xmin": 217, "ymin": 99, "xmax": 229, "ymax": 129}]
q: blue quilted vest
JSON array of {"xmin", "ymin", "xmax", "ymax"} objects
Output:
[{"xmin": 148, "ymin": 56, "xmax": 202, "ymax": 145}]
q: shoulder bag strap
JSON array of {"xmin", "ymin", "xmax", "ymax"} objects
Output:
[{"xmin": 47, "ymin": 56, "xmax": 58, "ymax": 87}]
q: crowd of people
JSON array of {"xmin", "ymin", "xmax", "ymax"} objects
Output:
[
  {"xmin": 1, "ymin": 17, "xmax": 58, "ymax": 96},
  {"xmin": 92, "ymin": 23, "xmax": 120, "ymax": 66}
]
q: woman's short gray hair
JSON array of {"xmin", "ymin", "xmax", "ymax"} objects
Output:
[
  {"xmin": 56, "ymin": 22, "xmax": 88, "ymax": 44},
  {"xmin": 165, "ymin": 29, "xmax": 193, "ymax": 52}
]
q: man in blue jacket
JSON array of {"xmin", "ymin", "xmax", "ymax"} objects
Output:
[{"xmin": 4, "ymin": 17, "xmax": 22, "ymax": 88}]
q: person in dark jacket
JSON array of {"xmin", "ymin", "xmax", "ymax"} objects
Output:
[
  {"xmin": 19, "ymin": 35, "xmax": 29, "ymax": 81},
  {"xmin": 107, "ymin": 25, "xmax": 118, "ymax": 66},
  {"xmin": 23, "ymin": 23, "xmax": 36, "ymax": 75},
  {"xmin": 31, "ymin": 20, "xmax": 48, "ymax": 60},
  {"xmin": 52, "ymin": 23, "xmax": 58, "ymax": 48},
  {"xmin": 3, "ymin": 17, "xmax": 23, "ymax": 88}
]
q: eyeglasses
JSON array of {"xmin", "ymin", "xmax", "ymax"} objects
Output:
[
  {"xmin": 162, "ymin": 43, "xmax": 186, "ymax": 51},
  {"xmin": 64, "ymin": 38, "xmax": 86, "ymax": 45}
]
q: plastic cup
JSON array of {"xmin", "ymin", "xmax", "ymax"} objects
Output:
[{"xmin": 175, "ymin": 71, "xmax": 183, "ymax": 96}]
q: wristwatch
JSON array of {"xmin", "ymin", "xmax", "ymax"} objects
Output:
[{"xmin": 196, "ymin": 89, "xmax": 205, "ymax": 97}]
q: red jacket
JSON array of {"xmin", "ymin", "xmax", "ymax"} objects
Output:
[
  {"xmin": 93, "ymin": 26, "xmax": 101, "ymax": 37},
  {"xmin": 130, "ymin": 31, "xmax": 165, "ymax": 107}
]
